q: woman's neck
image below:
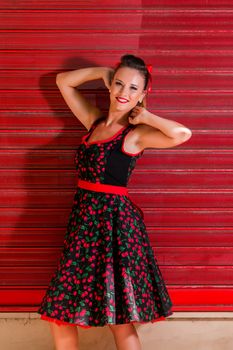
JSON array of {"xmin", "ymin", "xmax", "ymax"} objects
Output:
[{"xmin": 104, "ymin": 110, "xmax": 131, "ymax": 127}]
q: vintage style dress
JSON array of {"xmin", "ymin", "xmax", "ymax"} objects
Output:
[{"xmin": 37, "ymin": 116, "xmax": 173, "ymax": 328}]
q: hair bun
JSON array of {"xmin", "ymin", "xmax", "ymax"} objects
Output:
[{"xmin": 121, "ymin": 54, "xmax": 146, "ymax": 69}]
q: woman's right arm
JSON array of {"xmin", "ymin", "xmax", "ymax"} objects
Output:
[{"xmin": 56, "ymin": 67, "xmax": 112, "ymax": 131}]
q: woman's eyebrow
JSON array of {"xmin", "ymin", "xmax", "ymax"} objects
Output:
[{"xmin": 116, "ymin": 79, "xmax": 138, "ymax": 87}]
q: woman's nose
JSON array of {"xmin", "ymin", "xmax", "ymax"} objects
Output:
[{"xmin": 120, "ymin": 86, "xmax": 129, "ymax": 96}]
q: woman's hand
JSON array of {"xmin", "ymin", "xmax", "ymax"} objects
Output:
[
  {"xmin": 102, "ymin": 67, "xmax": 115, "ymax": 90},
  {"xmin": 128, "ymin": 106, "xmax": 148, "ymax": 125}
]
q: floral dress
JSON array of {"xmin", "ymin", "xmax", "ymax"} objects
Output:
[{"xmin": 37, "ymin": 116, "xmax": 173, "ymax": 328}]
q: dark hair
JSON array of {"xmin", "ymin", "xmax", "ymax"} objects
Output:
[{"xmin": 112, "ymin": 54, "xmax": 151, "ymax": 91}]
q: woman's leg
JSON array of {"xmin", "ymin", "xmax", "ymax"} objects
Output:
[
  {"xmin": 49, "ymin": 322, "xmax": 79, "ymax": 350},
  {"xmin": 109, "ymin": 323, "xmax": 142, "ymax": 350}
]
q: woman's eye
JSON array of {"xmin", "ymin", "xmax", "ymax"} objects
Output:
[{"xmin": 115, "ymin": 82, "xmax": 137, "ymax": 90}]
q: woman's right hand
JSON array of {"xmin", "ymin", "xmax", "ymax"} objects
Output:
[{"xmin": 102, "ymin": 67, "xmax": 115, "ymax": 90}]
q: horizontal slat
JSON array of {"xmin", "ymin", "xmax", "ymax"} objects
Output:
[
  {"xmin": 0, "ymin": 110, "xmax": 232, "ymax": 130},
  {"xmin": 1, "ymin": 169, "xmax": 233, "ymax": 188},
  {"xmin": 1, "ymin": 227, "xmax": 233, "ymax": 247},
  {"xmin": 0, "ymin": 150, "xmax": 74, "ymax": 169},
  {"xmin": 139, "ymin": 150, "xmax": 233, "ymax": 168},
  {"xmin": 132, "ymin": 190, "xmax": 233, "ymax": 207},
  {"xmin": 2, "ymin": 50, "xmax": 233, "ymax": 69},
  {"xmin": 0, "ymin": 170, "xmax": 77, "ymax": 188},
  {"xmin": 0, "ymin": 189, "xmax": 75, "ymax": 207},
  {"xmin": 0, "ymin": 131, "xmax": 233, "ymax": 149},
  {"xmin": 2, "ymin": 10, "xmax": 233, "ymax": 30},
  {"xmin": 1, "ymin": 189, "xmax": 233, "ymax": 208},
  {"xmin": 152, "ymin": 69, "xmax": 233, "ymax": 89},
  {"xmin": 0, "ymin": 266, "xmax": 233, "ymax": 285},
  {"xmin": 148, "ymin": 228, "xmax": 233, "ymax": 247},
  {"xmin": 1, "ymin": 287, "xmax": 233, "ymax": 312},
  {"xmin": 1, "ymin": 208, "xmax": 233, "ymax": 227},
  {"xmin": 1, "ymin": 150, "xmax": 233, "ymax": 169},
  {"xmin": 3, "ymin": 31, "xmax": 233, "ymax": 50},
  {"xmin": 1, "ymin": 247, "xmax": 233, "ymax": 266},
  {"xmin": 1, "ymin": 0, "xmax": 233, "ymax": 9},
  {"xmin": 132, "ymin": 170, "xmax": 233, "ymax": 188},
  {"xmin": 3, "ymin": 69, "xmax": 233, "ymax": 90},
  {"xmin": 3, "ymin": 90, "xmax": 233, "ymax": 110}
]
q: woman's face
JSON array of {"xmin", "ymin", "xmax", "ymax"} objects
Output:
[{"xmin": 109, "ymin": 66, "xmax": 146, "ymax": 111}]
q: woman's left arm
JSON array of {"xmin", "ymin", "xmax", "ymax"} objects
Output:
[{"xmin": 129, "ymin": 107, "xmax": 192, "ymax": 149}]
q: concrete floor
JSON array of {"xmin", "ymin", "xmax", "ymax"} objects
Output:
[{"xmin": 0, "ymin": 312, "xmax": 233, "ymax": 350}]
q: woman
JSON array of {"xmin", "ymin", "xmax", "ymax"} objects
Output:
[{"xmin": 37, "ymin": 54, "xmax": 192, "ymax": 350}]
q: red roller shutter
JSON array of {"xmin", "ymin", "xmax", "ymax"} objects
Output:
[{"xmin": 1, "ymin": 0, "xmax": 233, "ymax": 312}]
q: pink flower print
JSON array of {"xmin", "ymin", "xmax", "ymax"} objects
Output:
[
  {"xmin": 105, "ymin": 307, "xmax": 113, "ymax": 317},
  {"xmin": 65, "ymin": 259, "xmax": 72, "ymax": 267}
]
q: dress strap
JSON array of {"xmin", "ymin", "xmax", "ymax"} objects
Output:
[
  {"xmin": 83, "ymin": 116, "xmax": 106, "ymax": 143},
  {"xmin": 89, "ymin": 116, "xmax": 106, "ymax": 131}
]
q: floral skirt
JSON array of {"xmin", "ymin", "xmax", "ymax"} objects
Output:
[{"xmin": 37, "ymin": 181, "xmax": 173, "ymax": 328}]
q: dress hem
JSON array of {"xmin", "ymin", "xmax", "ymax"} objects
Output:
[{"xmin": 39, "ymin": 311, "xmax": 173, "ymax": 328}]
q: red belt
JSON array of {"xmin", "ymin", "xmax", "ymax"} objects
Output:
[
  {"xmin": 77, "ymin": 179, "xmax": 144, "ymax": 219},
  {"xmin": 77, "ymin": 179, "xmax": 129, "ymax": 196}
]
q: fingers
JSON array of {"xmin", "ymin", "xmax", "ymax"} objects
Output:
[{"xmin": 130, "ymin": 107, "xmax": 140, "ymax": 116}]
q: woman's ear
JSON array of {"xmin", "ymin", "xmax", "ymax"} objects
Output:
[
  {"xmin": 141, "ymin": 95, "xmax": 147, "ymax": 108},
  {"xmin": 136, "ymin": 100, "xmax": 143, "ymax": 107},
  {"xmin": 140, "ymin": 90, "xmax": 147, "ymax": 102}
]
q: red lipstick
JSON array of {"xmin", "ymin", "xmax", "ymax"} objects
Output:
[{"xmin": 116, "ymin": 97, "xmax": 128, "ymax": 103}]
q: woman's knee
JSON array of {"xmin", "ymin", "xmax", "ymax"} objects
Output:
[
  {"xmin": 49, "ymin": 322, "xmax": 79, "ymax": 349},
  {"xmin": 108, "ymin": 323, "xmax": 135, "ymax": 334}
]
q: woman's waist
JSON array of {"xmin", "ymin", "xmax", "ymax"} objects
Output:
[
  {"xmin": 77, "ymin": 178, "xmax": 129, "ymax": 196},
  {"xmin": 77, "ymin": 179, "xmax": 144, "ymax": 219}
]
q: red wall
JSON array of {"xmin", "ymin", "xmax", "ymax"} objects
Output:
[{"xmin": 1, "ymin": 1, "xmax": 233, "ymax": 312}]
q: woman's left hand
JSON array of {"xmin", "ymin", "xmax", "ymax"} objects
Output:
[{"xmin": 128, "ymin": 106, "xmax": 148, "ymax": 125}]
